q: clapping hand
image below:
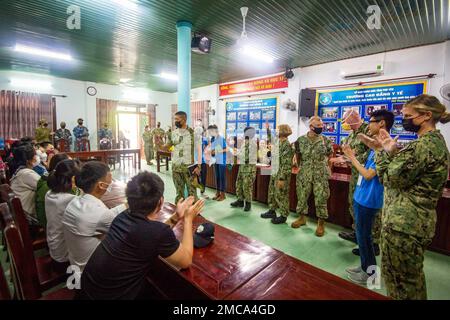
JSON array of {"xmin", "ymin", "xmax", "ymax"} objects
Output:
[
  {"xmin": 175, "ymin": 196, "xmax": 195, "ymax": 220},
  {"xmin": 341, "ymin": 144, "xmax": 355, "ymax": 160},
  {"xmin": 378, "ymin": 129, "xmax": 399, "ymax": 155},
  {"xmin": 357, "ymin": 133, "xmax": 382, "ymax": 151},
  {"xmin": 184, "ymin": 199, "xmax": 205, "ymax": 221}
]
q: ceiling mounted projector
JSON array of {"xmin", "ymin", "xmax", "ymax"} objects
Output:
[{"xmin": 192, "ymin": 33, "xmax": 211, "ymax": 54}]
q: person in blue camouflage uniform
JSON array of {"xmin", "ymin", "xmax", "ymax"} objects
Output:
[
  {"xmin": 359, "ymin": 94, "xmax": 450, "ymax": 300},
  {"xmin": 292, "ymin": 116, "xmax": 333, "ymax": 237},
  {"xmin": 73, "ymin": 118, "xmax": 89, "ymax": 151},
  {"xmin": 230, "ymin": 127, "xmax": 257, "ymax": 212},
  {"xmin": 54, "ymin": 122, "xmax": 72, "ymax": 151},
  {"xmin": 98, "ymin": 122, "xmax": 113, "ymax": 150},
  {"xmin": 98, "ymin": 122, "xmax": 113, "ymax": 140},
  {"xmin": 260, "ymin": 124, "xmax": 294, "ymax": 224}
]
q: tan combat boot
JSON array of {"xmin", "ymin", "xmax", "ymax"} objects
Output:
[
  {"xmin": 212, "ymin": 191, "xmax": 220, "ymax": 200},
  {"xmin": 291, "ymin": 214, "xmax": 306, "ymax": 228},
  {"xmin": 315, "ymin": 218, "xmax": 325, "ymax": 237}
]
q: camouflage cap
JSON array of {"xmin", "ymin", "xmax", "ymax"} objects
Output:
[{"xmin": 277, "ymin": 124, "xmax": 292, "ymax": 137}]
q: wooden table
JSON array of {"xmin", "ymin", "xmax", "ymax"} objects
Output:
[
  {"xmin": 146, "ymin": 203, "xmax": 387, "ymax": 300},
  {"xmin": 156, "ymin": 151, "xmax": 171, "ymax": 172},
  {"xmin": 66, "ymin": 148, "xmax": 141, "ymax": 169}
]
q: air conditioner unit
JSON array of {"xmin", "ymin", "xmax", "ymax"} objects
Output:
[{"xmin": 340, "ymin": 63, "xmax": 384, "ymax": 80}]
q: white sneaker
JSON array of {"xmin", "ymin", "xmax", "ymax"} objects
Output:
[
  {"xmin": 348, "ymin": 271, "xmax": 369, "ymax": 284},
  {"xmin": 345, "ymin": 266, "xmax": 362, "ymax": 274}
]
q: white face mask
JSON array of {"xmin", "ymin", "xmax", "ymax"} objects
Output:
[
  {"xmin": 32, "ymin": 155, "xmax": 40, "ymax": 167},
  {"xmin": 100, "ymin": 182, "xmax": 113, "ymax": 193}
]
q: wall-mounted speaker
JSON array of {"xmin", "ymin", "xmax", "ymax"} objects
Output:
[{"xmin": 298, "ymin": 89, "xmax": 316, "ymax": 117}]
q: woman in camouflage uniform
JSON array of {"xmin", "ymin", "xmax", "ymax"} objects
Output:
[{"xmin": 360, "ymin": 94, "xmax": 450, "ymax": 300}]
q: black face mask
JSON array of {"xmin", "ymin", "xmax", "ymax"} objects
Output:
[
  {"xmin": 78, "ymin": 122, "xmax": 83, "ymax": 126},
  {"xmin": 312, "ymin": 127, "xmax": 323, "ymax": 135},
  {"xmin": 402, "ymin": 117, "xmax": 421, "ymax": 133},
  {"xmin": 174, "ymin": 121, "xmax": 182, "ymax": 128},
  {"xmin": 61, "ymin": 125, "xmax": 66, "ymax": 129}
]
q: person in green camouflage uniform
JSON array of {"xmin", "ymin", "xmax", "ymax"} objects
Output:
[
  {"xmin": 292, "ymin": 116, "xmax": 333, "ymax": 237},
  {"xmin": 339, "ymin": 110, "xmax": 370, "ymax": 233},
  {"xmin": 260, "ymin": 124, "xmax": 294, "ymax": 224},
  {"xmin": 35, "ymin": 119, "xmax": 52, "ymax": 143},
  {"xmin": 336, "ymin": 110, "xmax": 381, "ymax": 252},
  {"xmin": 360, "ymin": 94, "xmax": 450, "ymax": 300},
  {"xmin": 231, "ymin": 127, "xmax": 257, "ymax": 212},
  {"xmin": 142, "ymin": 125, "xmax": 154, "ymax": 165},
  {"xmin": 167, "ymin": 111, "xmax": 199, "ymax": 204},
  {"xmin": 153, "ymin": 122, "xmax": 166, "ymax": 152}
]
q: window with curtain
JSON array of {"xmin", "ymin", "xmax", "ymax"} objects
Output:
[
  {"xmin": 171, "ymin": 104, "xmax": 177, "ymax": 128},
  {"xmin": 0, "ymin": 90, "xmax": 54, "ymax": 139},
  {"xmin": 191, "ymin": 100, "xmax": 210, "ymax": 128},
  {"xmin": 96, "ymin": 98, "xmax": 118, "ymax": 142},
  {"xmin": 147, "ymin": 104, "xmax": 156, "ymax": 128}
]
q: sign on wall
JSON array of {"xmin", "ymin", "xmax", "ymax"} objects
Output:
[
  {"xmin": 219, "ymin": 74, "xmax": 288, "ymax": 97},
  {"xmin": 316, "ymin": 80, "xmax": 427, "ymax": 145},
  {"xmin": 225, "ymin": 97, "xmax": 277, "ymax": 139}
]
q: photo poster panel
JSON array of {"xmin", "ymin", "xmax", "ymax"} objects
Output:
[
  {"xmin": 315, "ymin": 80, "xmax": 427, "ymax": 146},
  {"xmin": 225, "ymin": 97, "xmax": 277, "ymax": 141}
]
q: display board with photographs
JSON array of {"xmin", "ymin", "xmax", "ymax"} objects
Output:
[
  {"xmin": 226, "ymin": 98, "xmax": 277, "ymax": 139},
  {"xmin": 316, "ymin": 81, "xmax": 426, "ymax": 144}
]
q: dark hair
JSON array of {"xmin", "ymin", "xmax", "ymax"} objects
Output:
[
  {"xmin": 48, "ymin": 153, "xmax": 70, "ymax": 172},
  {"xmin": 39, "ymin": 141, "xmax": 52, "ymax": 149},
  {"xmin": 75, "ymin": 161, "xmax": 110, "ymax": 193},
  {"xmin": 20, "ymin": 137, "xmax": 33, "ymax": 145},
  {"xmin": 207, "ymin": 125, "xmax": 218, "ymax": 130},
  {"xmin": 126, "ymin": 172, "xmax": 164, "ymax": 215},
  {"xmin": 13, "ymin": 144, "xmax": 35, "ymax": 167},
  {"xmin": 244, "ymin": 126, "xmax": 256, "ymax": 139},
  {"xmin": 47, "ymin": 159, "xmax": 82, "ymax": 193},
  {"xmin": 371, "ymin": 110, "xmax": 395, "ymax": 131},
  {"xmin": 175, "ymin": 111, "xmax": 187, "ymax": 119}
]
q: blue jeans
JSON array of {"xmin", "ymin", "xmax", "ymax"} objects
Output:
[
  {"xmin": 354, "ymin": 201, "xmax": 379, "ymax": 274},
  {"xmin": 200, "ymin": 163, "xmax": 207, "ymax": 187},
  {"xmin": 214, "ymin": 164, "xmax": 226, "ymax": 192}
]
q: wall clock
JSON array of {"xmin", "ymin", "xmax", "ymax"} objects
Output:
[{"xmin": 87, "ymin": 86, "xmax": 97, "ymax": 96}]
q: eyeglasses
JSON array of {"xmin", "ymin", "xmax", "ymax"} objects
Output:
[{"xmin": 369, "ymin": 120, "xmax": 381, "ymax": 123}]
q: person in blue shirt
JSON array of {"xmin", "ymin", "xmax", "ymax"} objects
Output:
[
  {"xmin": 73, "ymin": 118, "xmax": 90, "ymax": 151},
  {"xmin": 193, "ymin": 126, "xmax": 208, "ymax": 198},
  {"xmin": 342, "ymin": 109, "xmax": 394, "ymax": 285},
  {"xmin": 208, "ymin": 125, "xmax": 227, "ymax": 201}
]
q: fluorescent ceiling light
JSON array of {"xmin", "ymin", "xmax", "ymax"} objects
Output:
[
  {"xmin": 241, "ymin": 45, "xmax": 274, "ymax": 63},
  {"xmin": 119, "ymin": 78, "xmax": 131, "ymax": 83},
  {"xmin": 112, "ymin": 0, "xmax": 138, "ymax": 9},
  {"xmin": 10, "ymin": 78, "xmax": 52, "ymax": 90},
  {"xmin": 159, "ymin": 72, "xmax": 178, "ymax": 81},
  {"xmin": 14, "ymin": 44, "xmax": 72, "ymax": 61}
]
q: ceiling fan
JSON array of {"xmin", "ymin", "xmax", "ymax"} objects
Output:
[
  {"xmin": 440, "ymin": 83, "xmax": 450, "ymax": 102},
  {"xmin": 234, "ymin": 7, "xmax": 275, "ymax": 64}
]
